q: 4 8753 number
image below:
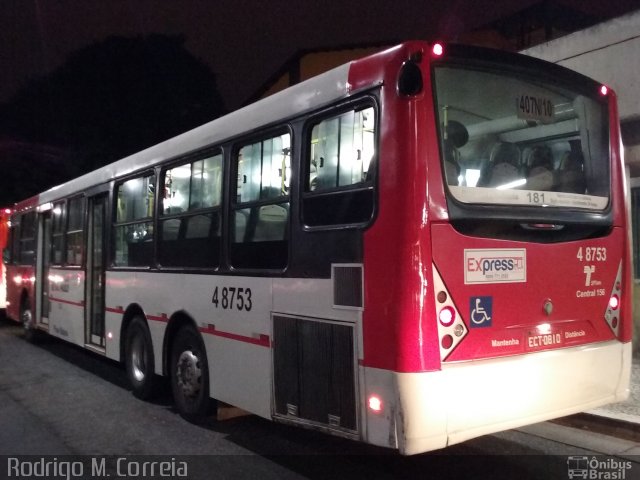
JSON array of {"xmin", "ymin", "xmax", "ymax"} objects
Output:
[
  {"xmin": 212, "ymin": 286, "xmax": 252, "ymax": 311},
  {"xmin": 576, "ymin": 246, "xmax": 607, "ymax": 262}
]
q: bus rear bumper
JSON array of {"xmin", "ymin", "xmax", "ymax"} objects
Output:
[{"xmin": 364, "ymin": 341, "xmax": 631, "ymax": 455}]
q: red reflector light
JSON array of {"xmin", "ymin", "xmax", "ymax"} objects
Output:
[
  {"xmin": 439, "ymin": 306, "xmax": 455, "ymax": 327},
  {"xmin": 609, "ymin": 294, "xmax": 620, "ymax": 310},
  {"xmin": 432, "ymin": 43, "xmax": 444, "ymax": 56},
  {"xmin": 600, "ymin": 85, "xmax": 608, "ymax": 96},
  {"xmin": 368, "ymin": 395, "xmax": 383, "ymax": 413}
]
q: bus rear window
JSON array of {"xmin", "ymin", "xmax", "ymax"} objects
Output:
[{"xmin": 433, "ymin": 66, "xmax": 610, "ymax": 211}]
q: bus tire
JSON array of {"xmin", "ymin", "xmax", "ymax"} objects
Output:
[
  {"xmin": 20, "ymin": 297, "xmax": 38, "ymax": 343},
  {"xmin": 170, "ymin": 324, "xmax": 215, "ymax": 422},
  {"xmin": 125, "ymin": 316, "xmax": 159, "ymax": 400}
]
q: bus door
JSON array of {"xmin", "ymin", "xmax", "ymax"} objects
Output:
[
  {"xmin": 85, "ymin": 193, "xmax": 108, "ymax": 348},
  {"xmin": 35, "ymin": 208, "xmax": 52, "ymax": 328}
]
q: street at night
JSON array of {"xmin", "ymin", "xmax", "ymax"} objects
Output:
[
  {"xmin": 2, "ymin": 4, "xmax": 640, "ymax": 480},
  {"xmin": 1, "ymin": 318, "xmax": 638, "ymax": 480}
]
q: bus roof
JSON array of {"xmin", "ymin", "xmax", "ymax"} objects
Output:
[
  {"xmin": 32, "ymin": 60, "xmax": 353, "ymax": 206},
  {"xmin": 17, "ymin": 40, "xmax": 607, "ymax": 210}
]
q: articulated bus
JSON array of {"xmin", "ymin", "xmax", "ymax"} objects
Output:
[{"xmin": 5, "ymin": 42, "xmax": 631, "ymax": 455}]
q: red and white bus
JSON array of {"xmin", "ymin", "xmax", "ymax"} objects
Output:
[
  {"xmin": 0, "ymin": 208, "xmax": 11, "ymax": 312},
  {"xmin": 5, "ymin": 41, "xmax": 631, "ymax": 455}
]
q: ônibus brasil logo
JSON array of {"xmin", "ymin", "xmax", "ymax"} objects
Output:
[
  {"xmin": 567, "ymin": 456, "xmax": 633, "ymax": 479},
  {"xmin": 464, "ymin": 249, "xmax": 526, "ymax": 284}
]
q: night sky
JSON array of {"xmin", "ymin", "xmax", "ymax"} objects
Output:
[{"xmin": 2, "ymin": 0, "xmax": 638, "ymax": 112}]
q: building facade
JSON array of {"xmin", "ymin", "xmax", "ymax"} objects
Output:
[{"xmin": 522, "ymin": 9, "xmax": 640, "ymax": 352}]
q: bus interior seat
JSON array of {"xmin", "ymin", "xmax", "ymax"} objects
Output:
[
  {"xmin": 443, "ymin": 156, "xmax": 460, "ymax": 185},
  {"xmin": 314, "ymin": 156, "xmax": 336, "ymax": 190},
  {"xmin": 524, "ymin": 145, "xmax": 555, "ymax": 191},
  {"xmin": 162, "ymin": 218, "xmax": 181, "ymax": 241},
  {"xmin": 128, "ymin": 240, "xmax": 152, "ymax": 266},
  {"xmin": 253, "ymin": 204, "xmax": 288, "ymax": 241},
  {"xmin": 557, "ymin": 148, "xmax": 586, "ymax": 193},
  {"xmin": 479, "ymin": 142, "xmax": 521, "ymax": 187},
  {"xmin": 235, "ymin": 210, "xmax": 249, "ymax": 243},
  {"xmin": 442, "ymin": 120, "xmax": 468, "ymax": 185},
  {"xmin": 158, "ymin": 213, "xmax": 220, "ymax": 267},
  {"xmin": 239, "ymin": 189, "xmax": 289, "ymax": 243},
  {"xmin": 185, "ymin": 214, "xmax": 211, "ymax": 239}
]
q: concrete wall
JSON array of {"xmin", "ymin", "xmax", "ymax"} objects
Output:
[
  {"xmin": 522, "ymin": 10, "xmax": 640, "ymax": 171},
  {"xmin": 522, "ymin": 11, "xmax": 640, "ymax": 355},
  {"xmin": 521, "ymin": 10, "xmax": 640, "ymax": 123}
]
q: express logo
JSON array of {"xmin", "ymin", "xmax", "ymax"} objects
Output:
[
  {"xmin": 468, "ymin": 258, "xmax": 518, "ymax": 274},
  {"xmin": 464, "ymin": 249, "xmax": 527, "ymax": 284}
]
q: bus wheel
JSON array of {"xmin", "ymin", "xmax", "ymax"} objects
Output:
[
  {"xmin": 170, "ymin": 325, "xmax": 215, "ymax": 422},
  {"xmin": 20, "ymin": 298, "xmax": 38, "ymax": 342},
  {"xmin": 125, "ymin": 316, "xmax": 158, "ymax": 400}
]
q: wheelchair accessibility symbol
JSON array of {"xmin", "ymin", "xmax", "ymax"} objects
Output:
[{"xmin": 470, "ymin": 296, "xmax": 492, "ymax": 328}]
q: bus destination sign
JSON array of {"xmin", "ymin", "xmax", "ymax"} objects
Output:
[{"xmin": 516, "ymin": 93, "xmax": 554, "ymax": 123}]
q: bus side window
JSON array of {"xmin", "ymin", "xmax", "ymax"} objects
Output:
[
  {"xmin": 17, "ymin": 212, "xmax": 37, "ymax": 266},
  {"xmin": 4, "ymin": 223, "xmax": 14, "ymax": 265},
  {"xmin": 114, "ymin": 174, "xmax": 155, "ymax": 267},
  {"xmin": 158, "ymin": 152, "xmax": 222, "ymax": 269},
  {"xmin": 51, "ymin": 202, "xmax": 65, "ymax": 265},
  {"xmin": 304, "ymin": 105, "xmax": 376, "ymax": 227},
  {"xmin": 66, "ymin": 197, "xmax": 85, "ymax": 266},
  {"xmin": 9, "ymin": 219, "xmax": 19, "ymax": 265},
  {"xmin": 231, "ymin": 132, "xmax": 290, "ymax": 270}
]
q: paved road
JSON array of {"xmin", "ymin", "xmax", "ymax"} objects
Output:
[{"xmin": 0, "ymin": 317, "xmax": 638, "ymax": 480}]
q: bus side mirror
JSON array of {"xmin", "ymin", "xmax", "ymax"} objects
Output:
[{"xmin": 2, "ymin": 248, "xmax": 10, "ymax": 264}]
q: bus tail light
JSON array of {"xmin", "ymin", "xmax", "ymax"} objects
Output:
[
  {"xmin": 432, "ymin": 42, "xmax": 444, "ymax": 57},
  {"xmin": 604, "ymin": 262, "xmax": 622, "ymax": 336},
  {"xmin": 438, "ymin": 306, "xmax": 455, "ymax": 327},
  {"xmin": 432, "ymin": 265, "xmax": 468, "ymax": 360},
  {"xmin": 608, "ymin": 294, "xmax": 619, "ymax": 311},
  {"xmin": 368, "ymin": 395, "xmax": 383, "ymax": 413}
]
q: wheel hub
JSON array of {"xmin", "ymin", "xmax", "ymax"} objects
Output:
[
  {"xmin": 21, "ymin": 308, "xmax": 32, "ymax": 331},
  {"xmin": 131, "ymin": 335, "xmax": 146, "ymax": 382},
  {"xmin": 176, "ymin": 350, "xmax": 201, "ymax": 398}
]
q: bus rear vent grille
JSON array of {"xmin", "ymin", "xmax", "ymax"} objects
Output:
[{"xmin": 333, "ymin": 265, "xmax": 363, "ymax": 308}]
